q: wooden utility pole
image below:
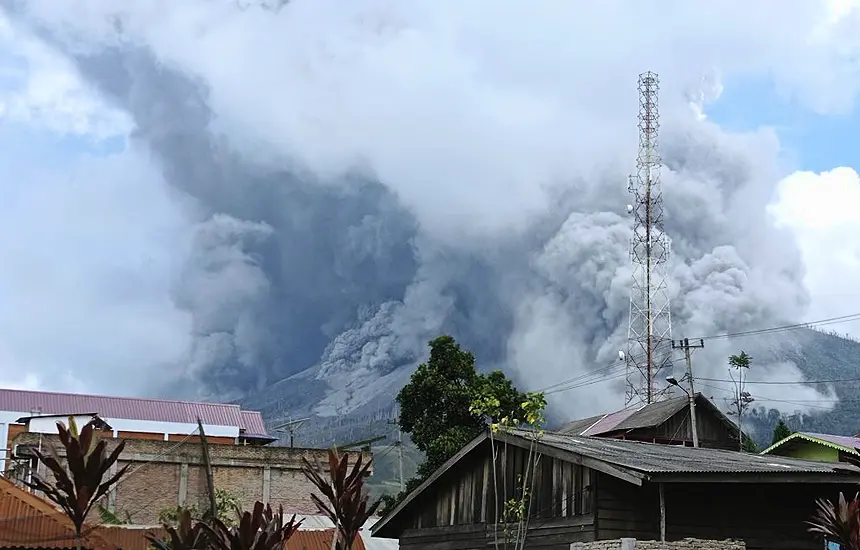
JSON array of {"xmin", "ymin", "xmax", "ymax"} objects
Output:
[
  {"xmin": 388, "ymin": 407, "xmax": 405, "ymax": 492},
  {"xmin": 671, "ymin": 338, "xmax": 704, "ymax": 448},
  {"xmin": 197, "ymin": 418, "xmax": 218, "ymax": 521}
]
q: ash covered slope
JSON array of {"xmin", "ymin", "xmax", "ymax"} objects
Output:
[
  {"xmin": 3, "ymin": 3, "xmax": 847, "ymax": 439},
  {"xmin": 250, "ymin": 327, "xmax": 860, "ymax": 450}
]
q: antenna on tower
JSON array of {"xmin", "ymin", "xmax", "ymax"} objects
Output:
[{"xmin": 625, "ymin": 71, "xmax": 673, "ymax": 406}]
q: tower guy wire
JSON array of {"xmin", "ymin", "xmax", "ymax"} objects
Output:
[{"xmin": 625, "ymin": 70, "xmax": 673, "ymax": 406}]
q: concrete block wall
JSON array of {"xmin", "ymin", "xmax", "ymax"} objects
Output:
[
  {"xmin": 570, "ymin": 538, "xmax": 746, "ymax": 550},
  {"xmin": 12, "ymin": 432, "xmax": 372, "ymax": 525}
]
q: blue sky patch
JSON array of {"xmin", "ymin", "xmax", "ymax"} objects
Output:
[{"xmin": 705, "ymin": 76, "xmax": 860, "ymax": 174}]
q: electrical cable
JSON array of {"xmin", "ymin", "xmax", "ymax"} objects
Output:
[{"xmin": 533, "ymin": 311, "xmax": 860, "ymax": 397}]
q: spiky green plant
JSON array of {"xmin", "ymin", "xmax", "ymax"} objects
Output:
[
  {"xmin": 207, "ymin": 501, "xmax": 302, "ymax": 550},
  {"xmin": 23, "ymin": 417, "xmax": 129, "ymax": 550},
  {"xmin": 147, "ymin": 507, "xmax": 211, "ymax": 550},
  {"xmin": 302, "ymin": 449, "xmax": 380, "ymax": 550}
]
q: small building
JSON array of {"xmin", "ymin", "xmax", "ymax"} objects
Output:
[
  {"xmin": 372, "ymin": 428, "xmax": 860, "ymax": 550},
  {"xmin": 761, "ymin": 432, "xmax": 860, "ymax": 463},
  {"xmin": 0, "ymin": 387, "xmax": 275, "ymax": 471},
  {"xmin": 10, "ymin": 430, "xmax": 372, "ymax": 525},
  {"xmin": 559, "ymin": 393, "xmax": 740, "ymax": 450}
]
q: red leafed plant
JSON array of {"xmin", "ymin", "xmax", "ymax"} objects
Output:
[
  {"xmin": 302, "ymin": 449, "xmax": 380, "ymax": 550},
  {"xmin": 808, "ymin": 492, "xmax": 860, "ymax": 550},
  {"xmin": 205, "ymin": 501, "xmax": 302, "ymax": 550},
  {"xmin": 147, "ymin": 507, "xmax": 212, "ymax": 550},
  {"xmin": 23, "ymin": 417, "xmax": 129, "ymax": 549}
]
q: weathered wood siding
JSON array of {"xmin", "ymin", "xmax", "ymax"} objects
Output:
[
  {"xmin": 615, "ymin": 408, "xmax": 737, "ymax": 450},
  {"xmin": 595, "ymin": 472, "xmax": 851, "ymax": 550},
  {"xmin": 399, "ymin": 516, "xmax": 596, "ymax": 549},
  {"xmin": 397, "ymin": 441, "xmax": 596, "ymax": 549}
]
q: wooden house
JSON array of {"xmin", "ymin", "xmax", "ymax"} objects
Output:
[
  {"xmin": 371, "ymin": 428, "xmax": 860, "ymax": 550},
  {"xmin": 559, "ymin": 394, "xmax": 741, "ymax": 450},
  {"xmin": 761, "ymin": 432, "xmax": 860, "ymax": 463}
]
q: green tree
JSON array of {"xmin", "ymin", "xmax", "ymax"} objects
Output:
[
  {"xmin": 389, "ymin": 336, "xmax": 527, "ymax": 509},
  {"xmin": 771, "ymin": 419, "xmax": 793, "ymax": 446},
  {"xmin": 158, "ymin": 489, "xmax": 241, "ymax": 528}
]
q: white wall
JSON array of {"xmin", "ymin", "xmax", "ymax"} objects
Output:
[
  {"xmin": 0, "ymin": 410, "xmax": 240, "ymax": 471},
  {"xmin": 0, "ymin": 411, "xmax": 21, "ymax": 471},
  {"xmin": 28, "ymin": 415, "xmax": 103, "ymax": 435}
]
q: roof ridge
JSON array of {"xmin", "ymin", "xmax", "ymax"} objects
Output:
[{"xmin": 0, "ymin": 387, "xmax": 242, "ymax": 410}]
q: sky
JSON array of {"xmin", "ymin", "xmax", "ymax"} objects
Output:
[{"xmin": 0, "ymin": 0, "xmax": 857, "ymax": 415}]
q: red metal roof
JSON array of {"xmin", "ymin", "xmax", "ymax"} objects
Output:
[
  {"xmin": 0, "ymin": 388, "xmax": 267, "ymax": 434},
  {"xmin": 578, "ymin": 408, "xmax": 637, "ymax": 436},
  {"xmin": 0, "ymin": 477, "xmax": 111, "ymax": 550},
  {"xmin": 284, "ymin": 530, "xmax": 366, "ymax": 550},
  {"xmin": 239, "ymin": 410, "xmax": 268, "ymax": 435},
  {"xmin": 89, "ymin": 526, "xmax": 165, "ymax": 550}
]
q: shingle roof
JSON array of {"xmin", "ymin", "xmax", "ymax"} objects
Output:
[
  {"xmin": 0, "ymin": 388, "xmax": 267, "ymax": 434},
  {"xmin": 511, "ymin": 429, "xmax": 860, "ymax": 475}
]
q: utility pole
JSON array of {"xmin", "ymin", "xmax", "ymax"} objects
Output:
[
  {"xmin": 197, "ymin": 418, "xmax": 218, "ymax": 521},
  {"xmin": 671, "ymin": 338, "xmax": 704, "ymax": 448},
  {"xmin": 388, "ymin": 406, "xmax": 404, "ymax": 492}
]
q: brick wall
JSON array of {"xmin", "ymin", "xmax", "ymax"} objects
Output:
[
  {"xmin": 570, "ymin": 539, "xmax": 746, "ymax": 550},
  {"xmin": 12, "ymin": 432, "xmax": 372, "ymax": 525}
]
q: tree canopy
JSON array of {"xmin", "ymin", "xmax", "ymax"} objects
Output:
[
  {"xmin": 397, "ymin": 335, "xmax": 527, "ymax": 479},
  {"xmin": 771, "ymin": 419, "xmax": 793, "ymax": 446}
]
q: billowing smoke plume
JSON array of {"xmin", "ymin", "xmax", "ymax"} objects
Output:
[{"xmin": 4, "ymin": 0, "xmax": 853, "ymax": 418}]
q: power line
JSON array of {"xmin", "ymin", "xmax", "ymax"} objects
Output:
[
  {"xmin": 694, "ymin": 312, "xmax": 860, "ymax": 342},
  {"xmin": 699, "ymin": 376, "xmax": 860, "ymax": 386},
  {"xmin": 533, "ymin": 312, "xmax": 860, "ymax": 398}
]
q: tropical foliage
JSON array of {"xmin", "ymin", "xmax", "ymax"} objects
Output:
[
  {"xmin": 808, "ymin": 492, "xmax": 860, "ymax": 550},
  {"xmin": 302, "ymin": 449, "xmax": 380, "ymax": 550},
  {"xmin": 159, "ymin": 489, "xmax": 241, "ymax": 528},
  {"xmin": 23, "ymin": 417, "xmax": 129, "ymax": 546},
  {"xmin": 471, "ymin": 390, "xmax": 547, "ymax": 549},
  {"xmin": 384, "ymin": 335, "xmax": 528, "ymax": 513},
  {"xmin": 147, "ymin": 501, "xmax": 302, "ymax": 550}
]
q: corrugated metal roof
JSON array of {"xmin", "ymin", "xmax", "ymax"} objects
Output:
[
  {"xmin": 558, "ymin": 394, "xmax": 737, "ymax": 439},
  {"xmin": 287, "ymin": 516, "xmax": 397, "ymax": 549},
  {"xmin": 611, "ymin": 397, "xmax": 687, "ymax": 431},
  {"xmin": 284, "ymin": 530, "xmax": 367, "ymax": 550},
  {"xmin": 90, "ymin": 526, "xmax": 165, "ymax": 550},
  {"xmin": 0, "ymin": 477, "xmax": 110, "ymax": 550},
  {"xmin": 558, "ymin": 414, "xmax": 604, "ymax": 436},
  {"xmin": 801, "ymin": 432, "xmax": 860, "ymax": 452},
  {"xmin": 583, "ymin": 408, "xmax": 638, "ymax": 435},
  {"xmin": 0, "ymin": 388, "xmax": 248, "ymax": 428},
  {"xmin": 239, "ymin": 410, "xmax": 268, "ymax": 435},
  {"xmin": 512, "ymin": 429, "xmax": 860, "ymax": 475},
  {"xmin": 760, "ymin": 431, "xmax": 860, "ymax": 457}
]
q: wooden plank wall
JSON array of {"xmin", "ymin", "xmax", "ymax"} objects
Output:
[
  {"xmin": 627, "ymin": 409, "xmax": 737, "ymax": 450},
  {"xmin": 409, "ymin": 444, "xmax": 595, "ymax": 529},
  {"xmin": 399, "ymin": 442, "xmax": 597, "ymax": 549},
  {"xmin": 596, "ymin": 472, "xmax": 853, "ymax": 550}
]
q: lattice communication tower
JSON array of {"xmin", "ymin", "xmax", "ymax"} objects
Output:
[{"xmin": 625, "ymin": 71, "xmax": 673, "ymax": 406}]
